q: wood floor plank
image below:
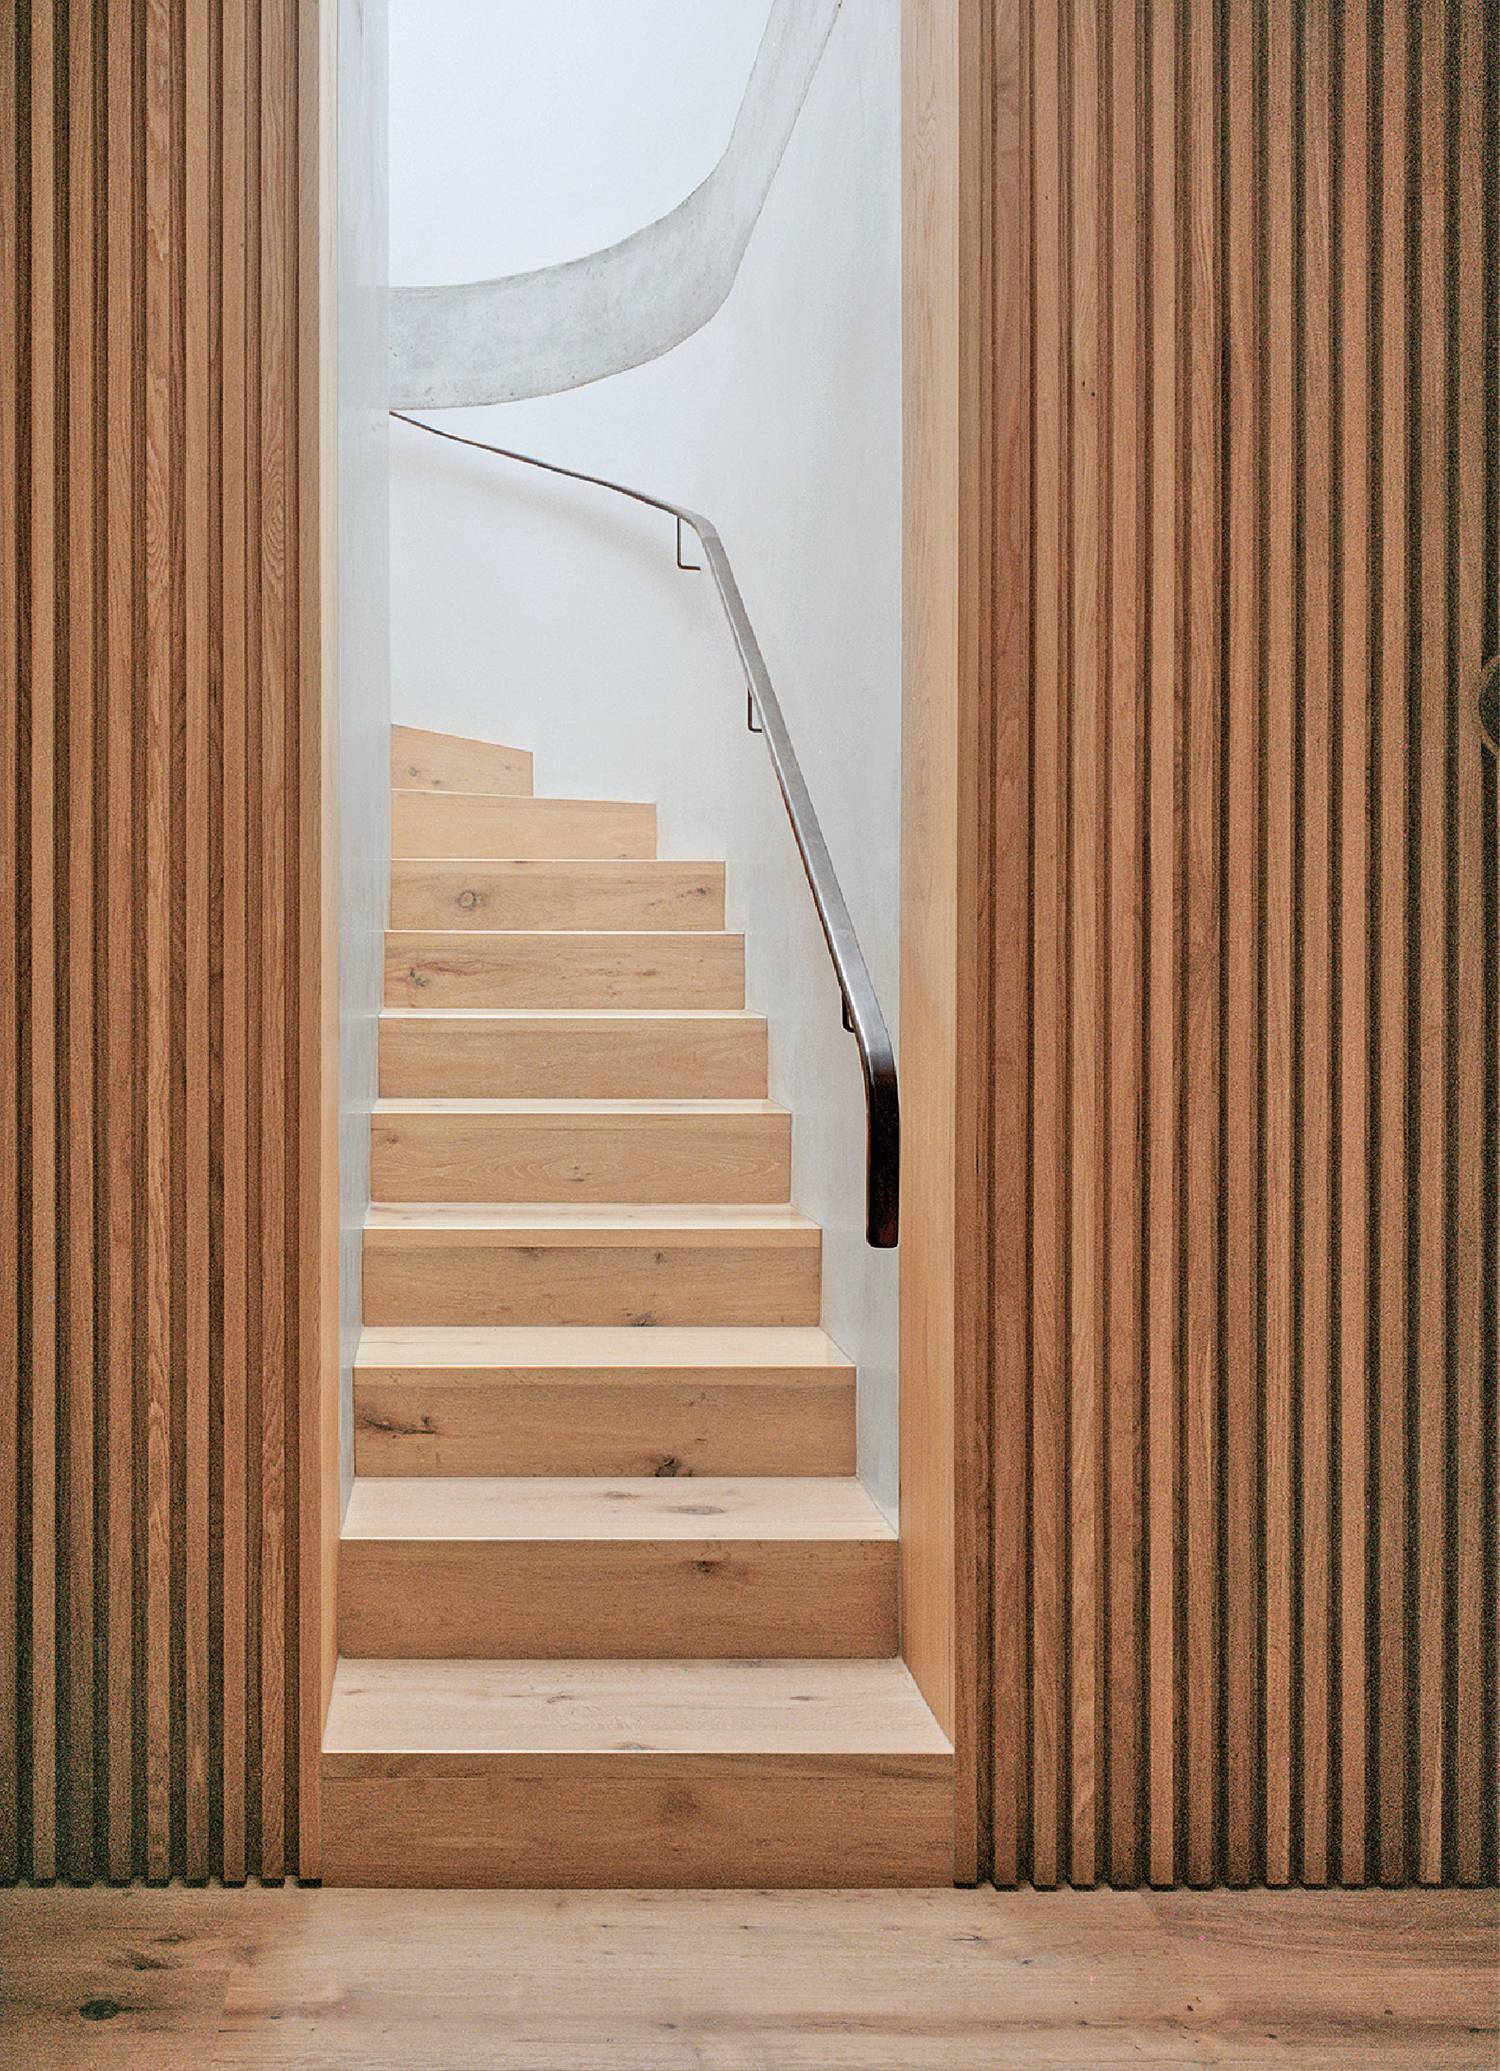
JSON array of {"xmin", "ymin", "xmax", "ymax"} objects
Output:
[{"xmin": 0, "ymin": 1888, "xmax": 1493, "ymax": 2069}]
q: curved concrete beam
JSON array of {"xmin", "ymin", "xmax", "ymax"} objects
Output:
[{"xmin": 390, "ymin": 0, "xmax": 843, "ymax": 410}]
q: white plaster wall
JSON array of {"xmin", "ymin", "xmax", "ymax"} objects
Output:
[
  {"xmin": 388, "ymin": 0, "xmax": 902, "ymax": 1515},
  {"xmin": 338, "ymin": 0, "xmax": 391, "ymax": 1506}
]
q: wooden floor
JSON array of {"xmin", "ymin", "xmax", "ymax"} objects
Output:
[{"xmin": 1, "ymin": 1887, "xmax": 1493, "ymax": 2067}]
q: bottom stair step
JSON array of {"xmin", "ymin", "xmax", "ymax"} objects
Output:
[{"xmin": 321, "ymin": 1656, "xmax": 955, "ymax": 1888}]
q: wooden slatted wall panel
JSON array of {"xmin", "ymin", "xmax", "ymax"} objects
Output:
[
  {"xmin": 990, "ymin": 0, "xmax": 1498, "ymax": 1888},
  {"xmin": 0, "ymin": 0, "xmax": 323, "ymax": 1885}
]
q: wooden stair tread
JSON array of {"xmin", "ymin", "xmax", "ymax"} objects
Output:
[
  {"xmin": 355, "ymin": 1325, "xmax": 850, "ymax": 1370},
  {"xmin": 324, "ymin": 1657, "xmax": 950, "ymax": 1757},
  {"xmin": 372, "ymin": 1097, "xmax": 787, "ymax": 1116},
  {"xmin": 380, "ymin": 1007, "xmax": 764, "ymax": 1021},
  {"xmin": 341, "ymin": 1476, "xmax": 894, "ymax": 1543},
  {"xmin": 388, "ymin": 928, "xmax": 743, "ymax": 941},
  {"xmin": 366, "ymin": 1202, "xmax": 818, "ymax": 1241},
  {"xmin": 392, "ymin": 788, "xmax": 649, "ymax": 808}
]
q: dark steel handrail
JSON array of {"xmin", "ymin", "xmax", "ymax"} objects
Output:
[{"xmin": 391, "ymin": 409, "xmax": 899, "ymax": 1246}]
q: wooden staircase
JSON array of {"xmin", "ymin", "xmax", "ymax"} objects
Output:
[{"xmin": 321, "ymin": 725, "xmax": 953, "ymax": 1887}]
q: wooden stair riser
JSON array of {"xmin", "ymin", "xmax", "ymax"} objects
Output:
[
  {"xmin": 354, "ymin": 1369, "xmax": 856, "ymax": 1477},
  {"xmin": 370, "ymin": 1105, "xmax": 792, "ymax": 1205},
  {"xmin": 338, "ymin": 1539, "xmax": 897, "ymax": 1659},
  {"xmin": 378, "ymin": 1012, "xmax": 770, "ymax": 1100},
  {"xmin": 391, "ymin": 725, "xmax": 533, "ymax": 795},
  {"xmin": 390, "ymin": 860, "xmax": 725, "ymax": 933},
  {"xmin": 320, "ymin": 1756, "xmax": 953, "ymax": 1889},
  {"xmin": 363, "ymin": 1232, "xmax": 823, "ymax": 1328},
  {"xmin": 386, "ymin": 932, "xmax": 745, "ymax": 1011},
  {"xmin": 392, "ymin": 790, "xmax": 655, "ymax": 859}
]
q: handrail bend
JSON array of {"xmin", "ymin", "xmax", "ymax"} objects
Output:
[{"xmin": 391, "ymin": 409, "xmax": 899, "ymax": 1246}]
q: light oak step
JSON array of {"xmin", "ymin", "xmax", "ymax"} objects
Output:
[
  {"xmin": 363, "ymin": 1204, "xmax": 823, "ymax": 1327},
  {"xmin": 389, "ymin": 859, "xmax": 725, "ymax": 932},
  {"xmin": 392, "ymin": 790, "xmax": 655, "ymax": 860},
  {"xmin": 385, "ymin": 931, "xmax": 745, "ymax": 1010},
  {"xmin": 321, "ymin": 1656, "xmax": 953, "ymax": 1888},
  {"xmin": 378, "ymin": 1009, "xmax": 769, "ymax": 1099},
  {"xmin": 353, "ymin": 1325, "xmax": 856, "ymax": 1477},
  {"xmin": 337, "ymin": 1477, "xmax": 898, "ymax": 1661},
  {"xmin": 370, "ymin": 1099, "xmax": 792, "ymax": 1205},
  {"xmin": 391, "ymin": 724, "xmax": 533, "ymax": 796}
]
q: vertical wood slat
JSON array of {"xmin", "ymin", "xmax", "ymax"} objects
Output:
[
  {"xmin": 102, "ymin": 0, "xmax": 138, "ymax": 1889},
  {"xmin": 1222, "ymin": 0, "xmax": 1260, "ymax": 1893},
  {"xmin": 29, "ymin": 0, "xmax": 61, "ymax": 1890},
  {"xmin": 141, "ymin": 0, "xmax": 175, "ymax": 1885},
  {"xmin": 64, "ymin": 0, "xmax": 99, "ymax": 1886},
  {"xmin": 1181, "ymin": 0, "xmax": 1221, "ymax": 1891},
  {"xmin": 1103, "ymin": 0, "xmax": 1143, "ymax": 1893},
  {"xmin": 1261, "ymin": 0, "xmax": 1297, "ymax": 1893},
  {"xmin": 3, "ymin": 0, "xmax": 322, "ymax": 1887},
  {"xmin": 257, "ymin": 0, "xmax": 290, "ymax": 1887},
  {"xmin": 1449, "ymin": 0, "xmax": 1487, "ymax": 1894},
  {"xmin": 1413, "ymin": 0, "xmax": 1452, "ymax": 1892},
  {"xmin": 183, "ymin": 0, "xmax": 212, "ymax": 1888},
  {"xmin": 1027, "ymin": 0, "xmax": 1066, "ymax": 1894},
  {"xmin": 1374, "ymin": 0, "xmax": 1413, "ymax": 1890},
  {"xmin": 220, "ymin": 0, "xmax": 251, "ymax": 1894},
  {"xmin": 1066, "ymin": 0, "xmax": 1104, "ymax": 1895},
  {"xmin": 1298, "ymin": 0, "xmax": 1335, "ymax": 1893},
  {"xmin": 0, "ymin": 0, "xmax": 23, "ymax": 1892},
  {"xmin": 988, "ymin": 0, "xmax": 1032, "ymax": 1898},
  {"xmin": 1143, "ymin": 0, "xmax": 1181, "ymax": 1894},
  {"xmin": 1335, "ymin": 0, "xmax": 1372, "ymax": 1892},
  {"xmin": 988, "ymin": 0, "xmax": 1497, "ymax": 1888}
]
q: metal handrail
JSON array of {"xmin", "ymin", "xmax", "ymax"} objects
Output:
[{"xmin": 391, "ymin": 409, "xmax": 899, "ymax": 1246}]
